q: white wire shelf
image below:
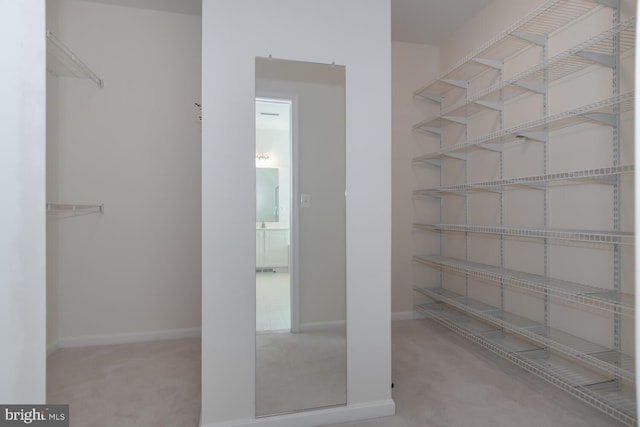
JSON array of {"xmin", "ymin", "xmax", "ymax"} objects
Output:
[
  {"xmin": 415, "ymin": 286, "xmax": 634, "ymax": 382},
  {"xmin": 416, "ymin": 303, "xmax": 636, "ymax": 426},
  {"xmin": 413, "ymin": 92, "xmax": 634, "ymax": 156},
  {"xmin": 441, "ymin": 18, "xmax": 636, "ymax": 119},
  {"xmin": 412, "ymin": 165, "xmax": 633, "ymax": 195},
  {"xmin": 414, "ymin": 0, "xmax": 607, "ymax": 100},
  {"xmin": 46, "ymin": 30, "xmax": 103, "ymax": 88},
  {"xmin": 46, "ymin": 203, "xmax": 104, "ymax": 215},
  {"xmin": 413, "ymin": 223, "xmax": 634, "ymax": 245},
  {"xmin": 413, "ymin": 255, "xmax": 634, "ymax": 316}
]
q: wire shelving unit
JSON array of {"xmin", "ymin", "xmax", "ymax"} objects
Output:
[{"xmin": 416, "ymin": 303, "xmax": 636, "ymax": 426}]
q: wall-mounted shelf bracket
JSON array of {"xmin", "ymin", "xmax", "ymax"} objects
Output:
[
  {"xmin": 46, "ymin": 30, "xmax": 103, "ymax": 88},
  {"xmin": 511, "ymin": 32, "xmax": 546, "ymax": 46},
  {"xmin": 441, "ymin": 79, "xmax": 468, "ymax": 89},
  {"xmin": 415, "ymin": 93, "xmax": 444, "ymax": 103},
  {"xmin": 475, "ymin": 100, "xmax": 503, "ymax": 111},
  {"xmin": 413, "ymin": 157, "xmax": 443, "ymax": 167},
  {"xmin": 442, "ymin": 115, "xmax": 468, "ymax": 125},
  {"xmin": 416, "ymin": 127, "xmax": 443, "ymax": 136},
  {"xmin": 477, "ymin": 143, "xmax": 504, "ymax": 152},
  {"xmin": 581, "ymin": 112, "xmax": 617, "ymax": 127},
  {"xmin": 443, "ymin": 153, "xmax": 468, "ymax": 161},
  {"xmin": 593, "ymin": 0, "xmax": 620, "ymax": 9},
  {"xmin": 576, "ymin": 51, "xmax": 616, "ymax": 68},
  {"xmin": 516, "ymin": 131, "xmax": 548, "ymax": 142},
  {"xmin": 513, "ymin": 81, "xmax": 546, "ymax": 94},
  {"xmin": 473, "ymin": 58, "xmax": 503, "ymax": 70}
]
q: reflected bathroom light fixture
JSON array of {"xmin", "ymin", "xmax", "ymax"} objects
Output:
[{"xmin": 256, "ymin": 152, "xmax": 270, "ymax": 161}]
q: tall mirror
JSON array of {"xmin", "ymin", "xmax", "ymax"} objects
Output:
[{"xmin": 255, "ymin": 57, "xmax": 346, "ymax": 416}]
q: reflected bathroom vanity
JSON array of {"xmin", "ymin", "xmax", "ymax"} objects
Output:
[{"xmin": 256, "ymin": 228, "xmax": 289, "ymax": 270}]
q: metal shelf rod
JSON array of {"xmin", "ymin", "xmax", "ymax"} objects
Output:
[
  {"xmin": 413, "ymin": 223, "xmax": 634, "ymax": 245},
  {"xmin": 412, "ymin": 165, "xmax": 634, "ymax": 196}
]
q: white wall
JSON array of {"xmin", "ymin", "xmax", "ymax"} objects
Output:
[
  {"xmin": 0, "ymin": 0, "xmax": 47, "ymax": 403},
  {"xmin": 391, "ymin": 41, "xmax": 440, "ymax": 316},
  {"xmin": 47, "ymin": 0, "xmax": 202, "ymax": 346},
  {"xmin": 202, "ymin": 0, "xmax": 393, "ymax": 425}
]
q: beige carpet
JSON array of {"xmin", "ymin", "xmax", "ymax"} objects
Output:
[
  {"xmin": 46, "ymin": 320, "xmax": 626, "ymax": 427},
  {"xmin": 47, "ymin": 338, "xmax": 200, "ymax": 427}
]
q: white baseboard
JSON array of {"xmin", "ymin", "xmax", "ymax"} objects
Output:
[
  {"xmin": 299, "ymin": 320, "xmax": 345, "ymax": 332},
  {"xmin": 391, "ymin": 311, "xmax": 419, "ymax": 321},
  {"xmin": 53, "ymin": 327, "xmax": 201, "ymax": 351},
  {"xmin": 199, "ymin": 399, "xmax": 396, "ymax": 427}
]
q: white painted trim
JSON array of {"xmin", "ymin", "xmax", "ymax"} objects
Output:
[
  {"xmin": 391, "ymin": 311, "xmax": 419, "ymax": 321},
  {"xmin": 56, "ymin": 327, "xmax": 201, "ymax": 349},
  {"xmin": 634, "ymin": 1, "xmax": 639, "ymax": 413},
  {"xmin": 299, "ymin": 320, "xmax": 345, "ymax": 332},
  {"xmin": 199, "ymin": 399, "xmax": 395, "ymax": 427}
]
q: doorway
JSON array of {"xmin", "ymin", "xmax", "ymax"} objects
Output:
[{"xmin": 255, "ymin": 98, "xmax": 293, "ymax": 333}]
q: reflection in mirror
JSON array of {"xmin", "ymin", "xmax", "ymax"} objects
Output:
[
  {"xmin": 256, "ymin": 168, "xmax": 279, "ymax": 223},
  {"xmin": 255, "ymin": 57, "xmax": 346, "ymax": 417}
]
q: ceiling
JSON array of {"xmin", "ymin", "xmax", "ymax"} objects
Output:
[{"xmin": 79, "ymin": 0, "xmax": 493, "ymax": 46}]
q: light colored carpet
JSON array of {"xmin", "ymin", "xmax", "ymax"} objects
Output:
[
  {"xmin": 47, "ymin": 338, "xmax": 200, "ymax": 427},
  {"xmin": 256, "ymin": 329, "xmax": 347, "ymax": 416},
  {"xmin": 46, "ymin": 320, "xmax": 627, "ymax": 427},
  {"xmin": 335, "ymin": 319, "xmax": 625, "ymax": 427}
]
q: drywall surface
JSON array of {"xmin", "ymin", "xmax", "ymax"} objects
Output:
[
  {"xmin": 47, "ymin": 0, "xmax": 201, "ymax": 344},
  {"xmin": 391, "ymin": 41, "xmax": 441, "ymax": 315},
  {"xmin": 0, "ymin": 0, "xmax": 47, "ymax": 403},
  {"xmin": 202, "ymin": 0, "xmax": 393, "ymax": 425}
]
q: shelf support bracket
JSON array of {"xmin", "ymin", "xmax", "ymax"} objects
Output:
[
  {"xmin": 593, "ymin": 0, "xmax": 620, "ymax": 8},
  {"xmin": 441, "ymin": 79, "xmax": 468, "ymax": 89},
  {"xmin": 580, "ymin": 112, "xmax": 617, "ymax": 127},
  {"xmin": 415, "ymin": 93, "xmax": 444, "ymax": 103},
  {"xmin": 576, "ymin": 51, "xmax": 615, "ymax": 68},
  {"xmin": 475, "ymin": 100, "xmax": 503, "ymax": 111},
  {"xmin": 473, "ymin": 58, "xmax": 503, "ymax": 70},
  {"xmin": 512, "ymin": 81, "xmax": 545, "ymax": 94},
  {"xmin": 477, "ymin": 143, "xmax": 504, "ymax": 152},
  {"xmin": 516, "ymin": 132, "xmax": 548, "ymax": 142},
  {"xmin": 443, "ymin": 152, "xmax": 468, "ymax": 161},
  {"xmin": 413, "ymin": 191, "xmax": 441, "ymax": 198},
  {"xmin": 413, "ymin": 158, "xmax": 442, "ymax": 167},
  {"xmin": 415, "ymin": 126, "xmax": 443, "ymax": 136},
  {"xmin": 442, "ymin": 115, "xmax": 468, "ymax": 125},
  {"xmin": 511, "ymin": 32, "xmax": 546, "ymax": 46}
]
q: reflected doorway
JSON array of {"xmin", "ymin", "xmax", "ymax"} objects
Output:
[
  {"xmin": 255, "ymin": 57, "xmax": 346, "ymax": 417},
  {"xmin": 256, "ymin": 98, "xmax": 293, "ymax": 333}
]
